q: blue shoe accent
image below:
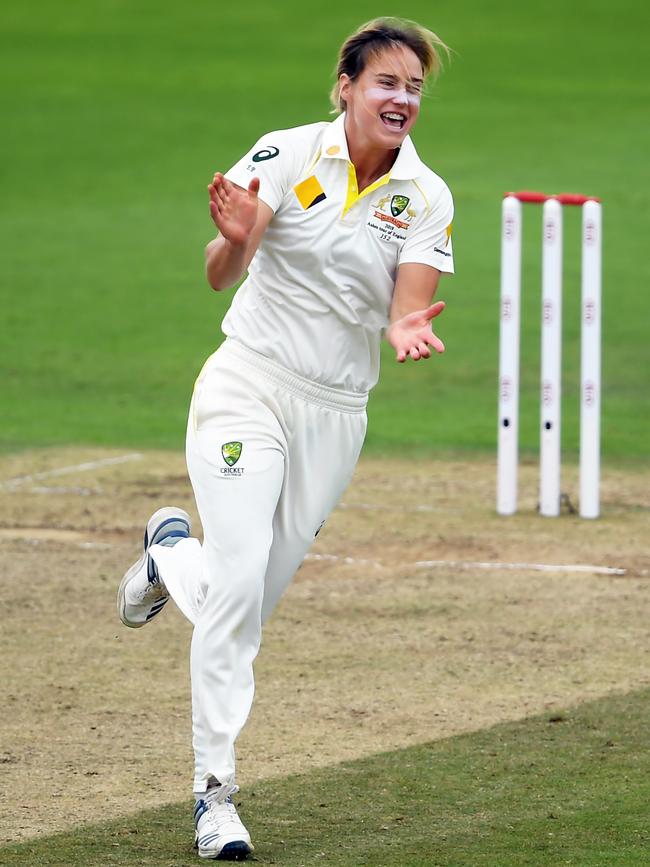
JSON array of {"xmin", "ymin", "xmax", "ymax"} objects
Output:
[
  {"xmin": 147, "ymin": 554, "xmax": 158, "ymax": 583},
  {"xmin": 145, "ymin": 514, "xmax": 190, "ymax": 584},
  {"xmin": 145, "ymin": 598, "xmax": 169, "ymax": 621},
  {"xmin": 194, "ymin": 798, "xmax": 209, "ymax": 824},
  {"xmin": 217, "ymin": 840, "xmax": 252, "ymax": 860}
]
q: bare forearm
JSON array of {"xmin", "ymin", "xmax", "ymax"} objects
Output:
[
  {"xmin": 389, "ymin": 268, "xmax": 441, "ymax": 323},
  {"xmin": 385, "ymin": 264, "xmax": 446, "ymax": 362},
  {"xmin": 205, "ymin": 237, "xmax": 249, "ymax": 291}
]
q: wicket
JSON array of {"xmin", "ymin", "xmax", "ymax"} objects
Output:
[{"xmin": 497, "ymin": 190, "xmax": 602, "ymax": 519}]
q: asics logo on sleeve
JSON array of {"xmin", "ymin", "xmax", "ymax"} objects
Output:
[{"xmin": 252, "ymin": 146, "xmax": 280, "ymax": 162}]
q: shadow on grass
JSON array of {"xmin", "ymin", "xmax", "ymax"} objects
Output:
[{"xmin": 2, "ymin": 688, "xmax": 649, "ymax": 866}]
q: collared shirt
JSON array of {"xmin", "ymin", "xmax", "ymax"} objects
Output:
[{"xmin": 223, "ymin": 113, "xmax": 454, "ymax": 394}]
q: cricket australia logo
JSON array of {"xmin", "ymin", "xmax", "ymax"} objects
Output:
[
  {"xmin": 372, "ymin": 193, "xmax": 416, "ymax": 228},
  {"xmin": 221, "ymin": 441, "xmax": 242, "ymax": 467},
  {"xmin": 390, "ymin": 194, "xmax": 410, "ymax": 217}
]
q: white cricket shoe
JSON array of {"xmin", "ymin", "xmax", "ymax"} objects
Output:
[
  {"xmin": 194, "ymin": 786, "xmax": 254, "ymax": 861},
  {"xmin": 117, "ymin": 506, "xmax": 191, "ymax": 628}
]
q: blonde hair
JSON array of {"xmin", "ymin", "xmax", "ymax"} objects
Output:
[{"xmin": 330, "ymin": 18, "xmax": 450, "ymax": 112}]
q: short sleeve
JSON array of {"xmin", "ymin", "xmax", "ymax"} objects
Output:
[
  {"xmin": 224, "ymin": 131, "xmax": 300, "ymax": 213},
  {"xmin": 398, "ymin": 183, "xmax": 455, "ymax": 273}
]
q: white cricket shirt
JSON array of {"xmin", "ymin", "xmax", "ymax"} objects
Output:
[{"xmin": 223, "ymin": 112, "xmax": 454, "ymax": 394}]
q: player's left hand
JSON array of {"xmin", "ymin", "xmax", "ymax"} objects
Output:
[{"xmin": 385, "ymin": 301, "xmax": 446, "ymax": 362}]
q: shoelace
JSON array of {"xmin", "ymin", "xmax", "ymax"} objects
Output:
[
  {"xmin": 208, "ymin": 799, "xmax": 237, "ymax": 820},
  {"xmin": 198, "ymin": 784, "xmax": 241, "ymax": 829},
  {"xmin": 198, "ymin": 798, "xmax": 243, "ymax": 837},
  {"xmin": 135, "ymin": 564, "xmax": 167, "ymax": 602}
]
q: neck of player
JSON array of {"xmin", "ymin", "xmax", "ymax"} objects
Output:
[{"xmin": 345, "ymin": 127, "xmax": 399, "ymax": 192}]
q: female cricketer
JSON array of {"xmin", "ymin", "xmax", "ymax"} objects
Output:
[{"xmin": 118, "ymin": 17, "xmax": 454, "ymax": 861}]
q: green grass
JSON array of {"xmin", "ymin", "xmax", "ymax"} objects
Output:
[
  {"xmin": 1, "ymin": 0, "xmax": 649, "ymax": 458},
  {"xmin": 2, "ymin": 688, "xmax": 648, "ymax": 865}
]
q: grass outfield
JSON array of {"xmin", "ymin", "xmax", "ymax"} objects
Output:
[
  {"xmin": 1, "ymin": 0, "xmax": 649, "ymax": 458},
  {"xmin": 2, "ymin": 689, "xmax": 648, "ymax": 865}
]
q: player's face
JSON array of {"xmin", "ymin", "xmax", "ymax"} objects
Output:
[{"xmin": 340, "ymin": 45, "xmax": 423, "ymax": 151}]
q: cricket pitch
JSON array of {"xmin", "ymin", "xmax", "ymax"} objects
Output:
[{"xmin": 0, "ymin": 448, "xmax": 648, "ymax": 842}]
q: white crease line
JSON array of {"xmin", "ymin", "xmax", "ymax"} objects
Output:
[
  {"xmin": 0, "ymin": 454, "xmax": 142, "ymax": 489},
  {"xmin": 414, "ymin": 560, "xmax": 627, "ymax": 576},
  {"xmin": 1, "ymin": 530, "xmax": 632, "ymax": 577},
  {"xmin": 29, "ymin": 486, "xmax": 102, "ymax": 496},
  {"xmin": 305, "ymin": 553, "xmax": 382, "ymax": 567},
  {"xmin": 7, "ymin": 537, "xmax": 122, "ymax": 550},
  {"xmin": 306, "ymin": 553, "xmax": 627, "ymax": 577},
  {"xmin": 338, "ymin": 502, "xmax": 445, "ymax": 513}
]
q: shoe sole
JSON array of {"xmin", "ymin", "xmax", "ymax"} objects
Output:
[
  {"xmin": 144, "ymin": 506, "xmax": 192, "ymax": 550},
  {"xmin": 117, "ymin": 553, "xmax": 148, "ymax": 628},
  {"xmin": 117, "ymin": 506, "xmax": 191, "ymax": 628}
]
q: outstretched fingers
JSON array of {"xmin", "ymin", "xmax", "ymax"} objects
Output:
[
  {"xmin": 208, "ymin": 174, "xmax": 231, "ymax": 203},
  {"xmin": 407, "ymin": 341, "xmax": 433, "ymax": 361},
  {"xmin": 396, "ymin": 340, "xmax": 431, "ymax": 363},
  {"xmin": 212, "ymin": 172, "xmax": 234, "ymax": 196},
  {"xmin": 393, "ymin": 329, "xmax": 444, "ymax": 362},
  {"xmin": 208, "ymin": 173, "xmax": 234, "ymax": 228}
]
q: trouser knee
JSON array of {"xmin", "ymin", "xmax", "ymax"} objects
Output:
[{"xmin": 200, "ymin": 543, "xmax": 270, "ymax": 625}]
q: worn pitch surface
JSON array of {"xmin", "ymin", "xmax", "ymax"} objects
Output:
[{"xmin": 0, "ymin": 449, "xmax": 648, "ymax": 842}]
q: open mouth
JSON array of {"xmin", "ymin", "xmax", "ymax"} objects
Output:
[{"xmin": 380, "ymin": 112, "xmax": 406, "ymax": 131}]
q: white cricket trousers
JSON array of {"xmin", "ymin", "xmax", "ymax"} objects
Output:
[{"xmin": 150, "ymin": 339, "xmax": 367, "ymax": 794}]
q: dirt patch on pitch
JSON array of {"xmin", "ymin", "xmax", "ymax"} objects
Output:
[{"xmin": 0, "ymin": 448, "xmax": 648, "ymax": 842}]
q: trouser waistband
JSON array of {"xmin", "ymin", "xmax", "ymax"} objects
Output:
[{"xmin": 218, "ymin": 340, "xmax": 368, "ymax": 414}]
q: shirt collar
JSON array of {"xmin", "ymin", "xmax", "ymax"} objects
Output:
[
  {"xmin": 321, "ymin": 112, "xmax": 424, "ymax": 181},
  {"xmin": 320, "ymin": 112, "xmax": 351, "ymax": 161}
]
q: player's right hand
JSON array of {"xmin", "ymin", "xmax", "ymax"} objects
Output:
[{"xmin": 208, "ymin": 173, "xmax": 260, "ymax": 247}]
